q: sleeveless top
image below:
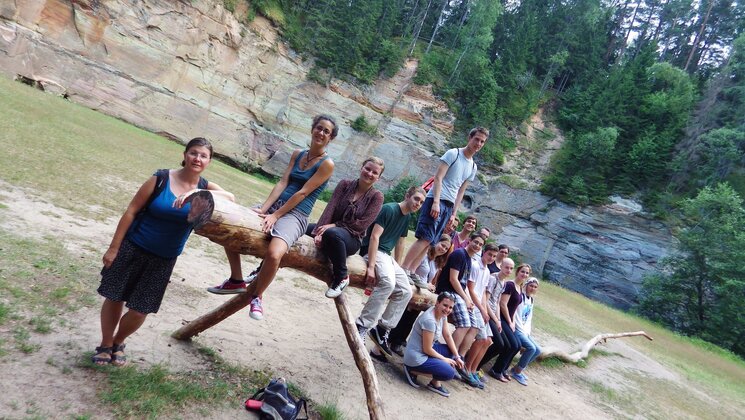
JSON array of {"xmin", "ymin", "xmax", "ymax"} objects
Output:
[
  {"xmin": 278, "ymin": 150, "xmax": 330, "ymax": 216},
  {"xmin": 127, "ymin": 177, "xmax": 196, "ymax": 258}
]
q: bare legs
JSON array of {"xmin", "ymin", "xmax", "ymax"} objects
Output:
[
  {"xmin": 225, "ymin": 249, "xmax": 243, "ymax": 280},
  {"xmin": 401, "ymin": 238, "xmax": 430, "ymax": 272},
  {"xmin": 97, "ymin": 298, "xmax": 147, "ymax": 365},
  {"xmin": 252, "ymin": 237, "xmax": 288, "ymax": 297}
]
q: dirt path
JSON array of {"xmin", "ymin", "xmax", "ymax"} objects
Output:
[{"xmin": 0, "ymin": 181, "xmax": 729, "ymax": 419}]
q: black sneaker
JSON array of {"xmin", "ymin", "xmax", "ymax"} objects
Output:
[
  {"xmin": 369, "ymin": 350, "xmax": 388, "ymax": 363},
  {"xmin": 404, "ymin": 366, "xmax": 420, "ymax": 388},
  {"xmin": 356, "ymin": 324, "xmax": 368, "ymax": 345},
  {"xmin": 369, "ymin": 326, "xmax": 393, "ymax": 358}
]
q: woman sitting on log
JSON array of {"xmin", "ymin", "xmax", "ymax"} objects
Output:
[
  {"xmin": 307, "ymin": 157, "xmax": 384, "ymax": 298},
  {"xmin": 403, "ymin": 292, "xmax": 465, "ymax": 397},
  {"xmin": 93, "ymin": 137, "xmax": 235, "ymax": 366},
  {"xmin": 386, "ymin": 234, "xmax": 452, "ymax": 357},
  {"xmin": 208, "ymin": 115, "xmax": 336, "ymax": 321},
  {"xmin": 509, "ymin": 277, "xmax": 541, "ymax": 386},
  {"xmin": 491, "ymin": 262, "xmax": 531, "ymax": 381}
]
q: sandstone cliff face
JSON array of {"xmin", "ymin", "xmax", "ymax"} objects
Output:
[
  {"xmin": 0, "ymin": 0, "xmax": 671, "ymax": 308},
  {"xmin": 0, "ymin": 0, "xmax": 453, "ymax": 187}
]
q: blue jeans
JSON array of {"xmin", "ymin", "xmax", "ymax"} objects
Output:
[
  {"xmin": 515, "ymin": 330, "xmax": 541, "ymax": 370},
  {"xmin": 407, "ymin": 343, "xmax": 457, "ymax": 381},
  {"xmin": 414, "ymin": 197, "xmax": 454, "ymax": 244}
]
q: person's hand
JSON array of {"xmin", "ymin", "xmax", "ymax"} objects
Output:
[
  {"xmin": 496, "ymin": 321, "xmax": 503, "ymax": 333},
  {"xmin": 430, "ymin": 200, "xmax": 440, "ymax": 219},
  {"xmin": 314, "ymin": 234, "xmax": 323, "ymax": 248},
  {"xmin": 510, "ymin": 321, "xmax": 516, "ymax": 332},
  {"xmin": 482, "ymin": 311, "xmax": 489, "ymax": 324},
  {"xmin": 365, "ymin": 267, "xmax": 377, "ymax": 288},
  {"xmin": 427, "ymin": 283, "xmax": 436, "ymax": 292},
  {"xmin": 172, "ymin": 189, "xmax": 200, "ymax": 208},
  {"xmin": 313, "ymin": 223, "xmax": 334, "ymax": 237},
  {"xmin": 102, "ymin": 246, "xmax": 119, "ymax": 268},
  {"xmin": 466, "ymin": 298, "xmax": 474, "ymax": 311},
  {"xmin": 449, "ymin": 356, "xmax": 464, "ymax": 369},
  {"xmin": 260, "ymin": 213, "xmax": 279, "ymax": 233}
]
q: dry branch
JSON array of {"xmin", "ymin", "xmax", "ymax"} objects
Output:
[{"xmin": 537, "ymin": 331, "xmax": 654, "ymax": 364}]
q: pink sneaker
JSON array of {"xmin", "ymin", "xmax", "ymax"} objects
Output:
[
  {"xmin": 249, "ymin": 296, "xmax": 264, "ymax": 320},
  {"xmin": 207, "ymin": 278, "xmax": 247, "ymax": 294}
]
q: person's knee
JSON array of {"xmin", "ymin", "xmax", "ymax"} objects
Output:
[
  {"xmin": 126, "ymin": 309, "xmax": 147, "ymax": 320},
  {"xmin": 375, "ymin": 272, "xmax": 396, "ymax": 292}
]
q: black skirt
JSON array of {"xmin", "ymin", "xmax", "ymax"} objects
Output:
[{"xmin": 97, "ymin": 239, "xmax": 177, "ymax": 314}]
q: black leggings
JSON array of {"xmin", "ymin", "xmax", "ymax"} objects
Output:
[
  {"xmin": 478, "ymin": 319, "xmax": 509, "ymax": 371},
  {"xmin": 490, "ymin": 318, "xmax": 520, "ymax": 374},
  {"xmin": 306, "ymin": 224, "xmax": 361, "ymax": 282},
  {"xmin": 389, "ymin": 308, "xmax": 421, "ymax": 346}
]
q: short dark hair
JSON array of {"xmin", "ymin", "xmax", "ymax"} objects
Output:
[
  {"xmin": 469, "ymin": 232, "xmax": 486, "ymax": 243},
  {"xmin": 484, "ymin": 243, "xmax": 499, "ymax": 253},
  {"xmin": 312, "ymin": 114, "xmax": 339, "ymax": 139},
  {"xmin": 406, "ymin": 185, "xmax": 426, "ymax": 198},
  {"xmin": 181, "ymin": 137, "xmax": 213, "ymax": 167},
  {"xmin": 437, "ymin": 291, "xmax": 456, "ymax": 303},
  {"xmin": 498, "ymin": 244, "xmax": 509, "ymax": 252},
  {"xmin": 469, "ymin": 127, "xmax": 490, "ymax": 139}
]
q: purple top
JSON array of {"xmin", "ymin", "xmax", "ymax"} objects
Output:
[{"xmin": 315, "ymin": 179, "xmax": 383, "ymax": 241}]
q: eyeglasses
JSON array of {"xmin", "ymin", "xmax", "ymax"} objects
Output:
[{"xmin": 313, "ymin": 126, "xmax": 332, "ymax": 135}]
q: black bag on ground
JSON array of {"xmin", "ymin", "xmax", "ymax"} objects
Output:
[{"xmin": 246, "ymin": 377, "xmax": 308, "ymax": 420}]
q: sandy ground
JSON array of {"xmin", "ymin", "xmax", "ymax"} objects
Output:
[{"xmin": 0, "ymin": 181, "xmax": 734, "ymax": 419}]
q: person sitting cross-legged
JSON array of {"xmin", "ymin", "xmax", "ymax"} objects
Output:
[
  {"xmin": 402, "ymin": 292, "xmax": 465, "ymax": 397},
  {"xmin": 357, "ymin": 186, "xmax": 426, "ymax": 358}
]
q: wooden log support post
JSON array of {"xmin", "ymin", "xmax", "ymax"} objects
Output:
[{"xmin": 172, "ymin": 192, "xmax": 399, "ymax": 419}]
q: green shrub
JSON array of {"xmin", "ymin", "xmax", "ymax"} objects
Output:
[{"xmin": 351, "ymin": 115, "xmax": 377, "ymax": 136}]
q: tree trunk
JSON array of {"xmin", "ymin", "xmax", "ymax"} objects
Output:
[
  {"xmin": 409, "ymin": 0, "xmax": 433, "ymax": 56},
  {"xmin": 538, "ymin": 331, "xmax": 654, "ymax": 363},
  {"xmin": 684, "ymin": 0, "xmax": 715, "ymax": 72},
  {"xmin": 617, "ymin": 0, "xmax": 643, "ymax": 62},
  {"xmin": 171, "ymin": 191, "xmax": 437, "ymax": 341},
  {"xmin": 425, "ymin": 0, "xmax": 448, "ymax": 54}
]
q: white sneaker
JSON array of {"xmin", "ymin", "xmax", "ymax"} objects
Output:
[
  {"xmin": 249, "ymin": 296, "xmax": 264, "ymax": 320},
  {"xmin": 325, "ymin": 276, "xmax": 349, "ymax": 298}
]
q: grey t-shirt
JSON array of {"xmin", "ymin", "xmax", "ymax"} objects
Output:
[
  {"xmin": 427, "ymin": 148, "xmax": 477, "ymax": 203},
  {"xmin": 404, "ymin": 307, "xmax": 443, "ymax": 367},
  {"xmin": 486, "ymin": 274, "xmax": 504, "ymax": 315}
]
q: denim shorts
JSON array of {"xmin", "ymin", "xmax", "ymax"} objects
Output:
[{"xmin": 414, "ymin": 197, "xmax": 454, "ymax": 244}]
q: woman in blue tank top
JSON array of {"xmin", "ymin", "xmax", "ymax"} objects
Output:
[
  {"xmin": 208, "ymin": 115, "xmax": 336, "ymax": 321},
  {"xmin": 92, "ymin": 138, "xmax": 235, "ymax": 366}
]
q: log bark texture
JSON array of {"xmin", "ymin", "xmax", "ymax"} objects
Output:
[{"xmin": 537, "ymin": 331, "xmax": 654, "ymax": 364}]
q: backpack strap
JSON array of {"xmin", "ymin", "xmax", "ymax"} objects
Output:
[
  {"xmin": 198, "ymin": 176, "xmax": 208, "ymax": 190},
  {"xmin": 143, "ymin": 169, "xmax": 170, "ymax": 213}
]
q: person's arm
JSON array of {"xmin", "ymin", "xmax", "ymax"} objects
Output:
[
  {"xmin": 450, "ymin": 179, "xmax": 470, "ymax": 222},
  {"xmin": 393, "ymin": 236, "xmax": 405, "ymax": 264},
  {"xmin": 346, "ymin": 191, "xmax": 383, "ymax": 236},
  {"xmin": 257, "ymin": 150, "xmax": 300, "ymax": 213},
  {"xmin": 449, "ymin": 268, "xmax": 473, "ymax": 310},
  {"xmin": 422, "ymin": 329, "xmax": 462, "ymax": 368},
  {"xmin": 174, "ymin": 181, "xmax": 236, "ymax": 208},
  {"xmin": 441, "ymin": 322, "xmax": 465, "ymax": 369},
  {"xmin": 468, "ymin": 280, "xmax": 488, "ymax": 322},
  {"xmin": 261, "ymin": 158, "xmax": 335, "ymax": 233},
  {"xmin": 102, "ymin": 176, "xmax": 157, "ymax": 268},
  {"xmin": 500, "ymin": 292, "xmax": 515, "ymax": 331},
  {"xmin": 365, "ymin": 224, "xmax": 384, "ymax": 288},
  {"xmin": 314, "ymin": 180, "xmax": 347, "ymax": 232},
  {"xmin": 428, "ymin": 161, "xmax": 450, "ymax": 219}
]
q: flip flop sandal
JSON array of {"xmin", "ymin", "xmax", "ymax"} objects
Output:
[
  {"xmin": 111, "ymin": 343, "xmax": 127, "ymax": 367},
  {"xmin": 91, "ymin": 346, "xmax": 113, "ymax": 365}
]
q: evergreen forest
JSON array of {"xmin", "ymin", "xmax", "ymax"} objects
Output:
[{"xmin": 236, "ymin": 0, "xmax": 745, "ymax": 357}]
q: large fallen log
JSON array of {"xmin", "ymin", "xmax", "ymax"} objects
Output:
[
  {"xmin": 174, "ymin": 191, "xmax": 412, "ymax": 420},
  {"xmin": 537, "ymin": 331, "xmax": 654, "ymax": 364}
]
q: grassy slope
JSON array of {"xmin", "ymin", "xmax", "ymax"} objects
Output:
[{"xmin": 2, "ymin": 75, "xmax": 745, "ymax": 418}]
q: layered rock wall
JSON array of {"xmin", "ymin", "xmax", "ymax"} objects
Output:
[{"xmin": 0, "ymin": 0, "xmax": 672, "ymax": 309}]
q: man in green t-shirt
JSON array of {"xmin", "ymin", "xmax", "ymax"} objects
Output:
[{"xmin": 356, "ymin": 186, "xmax": 426, "ymax": 358}]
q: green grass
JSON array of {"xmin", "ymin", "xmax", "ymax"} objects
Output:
[{"xmin": 317, "ymin": 402, "xmax": 346, "ymax": 420}]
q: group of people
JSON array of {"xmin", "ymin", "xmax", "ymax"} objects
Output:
[{"xmin": 90, "ymin": 116, "xmax": 542, "ymax": 399}]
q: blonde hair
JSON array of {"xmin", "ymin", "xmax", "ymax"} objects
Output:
[{"xmin": 361, "ymin": 156, "xmax": 385, "ymax": 176}]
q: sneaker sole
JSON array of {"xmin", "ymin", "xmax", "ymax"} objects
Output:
[
  {"xmin": 207, "ymin": 287, "xmax": 246, "ymax": 295},
  {"xmin": 369, "ymin": 331, "xmax": 394, "ymax": 359},
  {"xmin": 403, "ymin": 367, "xmax": 420, "ymax": 388},
  {"xmin": 325, "ymin": 280, "xmax": 349, "ymax": 298},
  {"xmin": 427, "ymin": 385, "xmax": 449, "ymax": 397},
  {"xmin": 369, "ymin": 351, "xmax": 388, "ymax": 363}
]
